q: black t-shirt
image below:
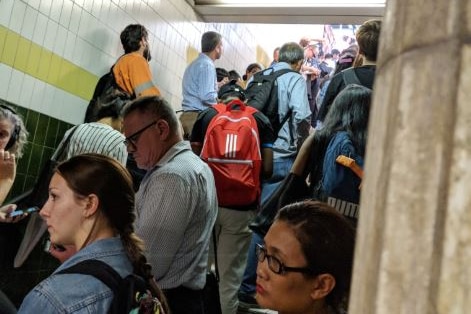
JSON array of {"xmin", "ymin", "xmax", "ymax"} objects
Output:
[{"xmin": 317, "ymin": 65, "xmax": 376, "ymax": 122}]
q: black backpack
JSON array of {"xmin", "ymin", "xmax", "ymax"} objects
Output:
[
  {"xmin": 84, "ymin": 67, "xmax": 133, "ymax": 123},
  {"xmin": 57, "ymin": 259, "xmax": 165, "ymax": 314},
  {"xmin": 245, "ymin": 67, "xmax": 297, "ymax": 134}
]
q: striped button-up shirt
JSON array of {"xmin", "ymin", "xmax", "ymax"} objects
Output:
[{"xmin": 135, "ymin": 141, "xmax": 218, "ymax": 289}]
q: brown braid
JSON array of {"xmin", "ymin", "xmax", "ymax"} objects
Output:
[{"xmin": 120, "ymin": 228, "xmax": 170, "ymax": 314}]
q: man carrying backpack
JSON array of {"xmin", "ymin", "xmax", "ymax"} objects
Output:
[
  {"xmin": 191, "ymin": 80, "xmax": 275, "ymax": 314},
  {"xmin": 239, "ymin": 42, "xmax": 311, "ymax": 309},
  {"xmin": 113, "ymin": 24, "xmax": 161, "ymax": 98}
]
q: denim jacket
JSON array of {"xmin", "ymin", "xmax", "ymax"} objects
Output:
[{"xmin": 18, "ymin": 237, "xmax": 133, "ymax": 313}]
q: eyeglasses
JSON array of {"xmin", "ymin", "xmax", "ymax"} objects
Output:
[
  {"xmin": 256, "ymin": 244, "xmax": 312, "ymax": 275},
  {"xmin": 124, "ymin": 121, "xmax": 157, "ymax": 148}
]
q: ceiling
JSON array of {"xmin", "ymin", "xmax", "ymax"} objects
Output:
[{"xmin": 186, "ymin": 0, "xmax": 386, "ymax": 24}]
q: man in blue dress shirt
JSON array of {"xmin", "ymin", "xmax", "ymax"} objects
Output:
[{"xmin": 180, "ymin": 31, "xmax": 223, "ymax": 140}]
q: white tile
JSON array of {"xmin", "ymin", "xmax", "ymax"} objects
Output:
[
  {"xmin": 53, "ymin": 25, "xmax": 68, "ymax": 56},
  {"xmin": 31, "ymin": 12, "xmax": 48, "ymax": 45},
  {"xmin": 69, "ymin": 3, "xmax": 82, "ymax": 34},
  {"xmin": 71, "ymin": 37, "xmax": 85, "ymax": 66},
  {"xmin": 90, "ymin": 0, "xmax": 102, "ymax": 18},
  {"xmin": 0, "ymin": 0, "xmax": 14, "ymax": 28},
  {"xmin": 74, "ymin": 0, "xmax": 85, "ymax": 9},
  {"xmin": 38, "ymin": 0, "xmax": 52, "ymax": 16},
  {"xmin": 20, "ymin": 5, "xmax": 39, "ymax": 41},
  {"xmin": 7, "ymin": 69, "xmax": 25, "ymax": 105},
  {"xmin": 25, "ymin": 0, "xmax": 41, "ymax": 10},
  {"xmin": 43, "ymin": 19, "xmax": 59, "ymax": 51},
  {"xmin": 9, "ymin": 0, "xmax": 27, "ymax": 33},
  {"xmin": 83, "ymin": 0, "xmax": 93, "ymax": 13},
  {"xmin": 49, "ymin": 0, "xmax": 63, "ymax": 23},
  {"xmin": 29, "ymin": 80, "xmax": 50, "ymax": 114},
  {"xmin": 78, "ymin": 10, "xmax": 92, "ymax": 39},
  {"xmin": 63, "ymin": 31, "xmax": 76, "ymax": 61},
  {"xmin": 0, "ymin": 64, "xmax": 13, "ymax": 100},
  {"xmin": 59, "ymin": 0, "xmax": 72, "ymax": 28},
  {"xmin": 18, "ymin": 74, "xmax": 35, "ymax": 108}
]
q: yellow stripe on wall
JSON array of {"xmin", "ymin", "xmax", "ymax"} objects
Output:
[{"xmin": 0, "ymin": 25, "xmax": 97, "ymax": 101}]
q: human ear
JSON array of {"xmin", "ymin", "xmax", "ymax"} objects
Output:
[
  {"xmin": 83, "ymin": 194, "xmax": 99, "ymax": 218},
  {"xmin": 310, "ymin": 273, "xmax": 336, "ymax": 300},
  {"xmin": 156, "ymin": 119, "xmax": 170, "ymax": 139}
]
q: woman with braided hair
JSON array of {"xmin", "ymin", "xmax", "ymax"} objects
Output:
[{"xmin": 18, "ymin": 153, "xmax": 168, "ymax": 313}]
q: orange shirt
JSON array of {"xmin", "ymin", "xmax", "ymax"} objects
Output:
[{"xmin": 113, "ymin": 52, "xmax": 161, "ymax": 97}]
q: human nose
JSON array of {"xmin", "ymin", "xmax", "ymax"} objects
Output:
[
  {"xmin": 39, "ymin": 200, "xmax": 51, "ymax": 219},
  {"xmin": 256, "ymin": 256, "xmax": 270, "ymax": 280}
]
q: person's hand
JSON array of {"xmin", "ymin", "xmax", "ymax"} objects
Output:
[
  {"xmin": 49, "ymin": 243, "xmax": 77, "ymax": 263},
  {"xmin": 0, "ymin": 203, "xmax": 27, "ymax": 223},
  {"xmin": 0, "ymin": 149, "xmax": 16, "ymax": 182}
]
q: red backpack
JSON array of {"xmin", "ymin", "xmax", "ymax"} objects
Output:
[{"xmin": 200, "ymin": 99, "xmax": 262, "ymax": 207}]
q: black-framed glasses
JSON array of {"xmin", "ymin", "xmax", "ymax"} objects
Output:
[
  {"xmin": 256, "ymin": 244, "xmax": 312, "ymax": 275},
  {"xmin": 124, "ymin": 121, "xmax": 157, "ymax": 148}
]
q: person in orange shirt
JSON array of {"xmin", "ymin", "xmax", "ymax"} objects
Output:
[{"xmin": 113, "ymin": 24, "xmax": 161, "ymax": 97}]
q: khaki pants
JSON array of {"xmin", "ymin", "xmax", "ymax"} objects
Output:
[
  {"xmin": 209, "ymin": 207, "xmax": 255, "ymax": 314},
  {"xmin": 179, "ymin": 111, "xmax": 200, "ymax": 140}
]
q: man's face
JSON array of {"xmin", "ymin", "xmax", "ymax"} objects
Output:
[
  {"xmin": 142, "ymin": 37, "xmax": 151, "ymax": 61},
  {"xmin": 215, "ymin": 41, "xmax": 223, "ymax": 60},
  {"xmin": 123, "ymin": 111, "xmax": 162, "ymax": 170}
]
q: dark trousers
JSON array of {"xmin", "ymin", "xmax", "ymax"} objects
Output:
[{"xmin": 163, "ymin": 286, "xmax": 204, "ymax": 314}]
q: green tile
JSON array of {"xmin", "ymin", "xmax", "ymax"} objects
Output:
[
  {"xmin": 27, "ymin": 143, "xmax": 43, "ymax": 177},
  {"xmin": 16, "ymin": 143, "xmax": 32, "ymax": 174},
  {"xmin": 24, "ymin": 174, "xmax": 37, "ymax": 192},
  {"xmin": 33, "ymin": 113, "xmax": 49, "ymax": 146},
  {"xmin": 8, "ymin": 173, "xmax": 26, "ymax": 199},
  {"xmin": 25, "ymin": 110, "xmax": 39, "ymax": 136},
  {"xmin": 44, "ymin": 118, "xmax": 59, "ymax": 148}
]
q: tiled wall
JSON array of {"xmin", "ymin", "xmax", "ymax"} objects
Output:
[{"xmin": 0, "ymin": 0, "xmax": 267, "ymax": 199}]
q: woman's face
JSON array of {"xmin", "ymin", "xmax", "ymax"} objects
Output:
[
  {"xmin": 256, "ymin": 220, "xmax": 317, "ymax": 314},
  {"xmin": 40, "ymin": 173, "xmax": 87, "ymax": 247},
  {"xmin": 0, "ymin": 118, "xmax": 13, "ymax": 150}
]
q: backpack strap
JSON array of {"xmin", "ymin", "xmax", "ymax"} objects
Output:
[
  {"xmin": 57, "ymin": 259, "xmax": 122, "ymax": 296},
  {"xmin": 341, "ymin": 68, "xmax": 361, "ymax": 86}
]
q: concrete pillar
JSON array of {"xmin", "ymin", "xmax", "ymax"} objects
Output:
[{"xmin": 349, "ymin": 1, "xmax": 471, "ymax": 314}]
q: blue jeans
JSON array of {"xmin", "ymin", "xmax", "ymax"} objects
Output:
[{"xmin": 239, "ymin": 156, "xmax": 294, "ymax": 297}]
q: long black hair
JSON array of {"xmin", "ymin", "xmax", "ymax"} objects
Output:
[{"xmin": 317, "ymin": 84, "xmax": 372, "ymax": 156}]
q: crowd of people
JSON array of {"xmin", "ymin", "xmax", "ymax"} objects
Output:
[{"xmin": 0, "ymin": 18, "xmax": 381, "ymax": 314}]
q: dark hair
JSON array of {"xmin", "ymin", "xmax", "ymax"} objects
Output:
[
  {"xmin": 0, "ymin": 101, "xmax": 28, "ymax": 157},
  {"xmin": 228, "ymin": 70, "xmax": 241, "ymax": 81},
  {"xmin": 356, "ymin": 19, "xmax": 381, "ymax": 62},
  {"xmin": 278, "ymin": 42, "xmax": 304, "ymax": 64},
  {"xmin": 122, "ymin": 96, "xmax": 179, "ymax": 135},
  {"xmin": 120, "ymin": 24, "xmax": 148, "ymax": 54},
  {"xmin": 332, "ymin": 49, "xmax": 357, "ymax": 76},
  {"xmin": 218, "ymin": 80, "xmax": 246, "ymax": 102},
  {"xmin": 216, "ymin": 67, "xmax": 229, "ymax": 82},
  {"xmin": 275, "ymin": 200, "xmax": 355, "ymax": 312},
  {"xmin": 317, "ymin": 84, "xmax": 371, "ymax": 156},
  {"xmin": 56, "ymin": 154, "xmax": 169, "ymax": 312},
  {"xmin": 331, "ymin": 49, "xmax": 340, "ymax": 55},
  {"xmin": 243, "ymin": 63, "xmax": 261, "ymax": 80},
  {"xmin": 201, "ymin": 31, "xmax": 222, "ymax": 53}
]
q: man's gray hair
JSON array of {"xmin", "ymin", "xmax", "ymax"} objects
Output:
[
  {"xmin": 201, "ymin": 31, "xmax": 222, "ymax": 53},
  {"xmin": 278, "ymin": 42, "xmax": 304, "ymax": 64}
]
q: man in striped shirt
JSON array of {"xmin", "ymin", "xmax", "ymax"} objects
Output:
[{"xmin": 123, "ymin": 96, "xmax": 218, "ymax": 314}]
